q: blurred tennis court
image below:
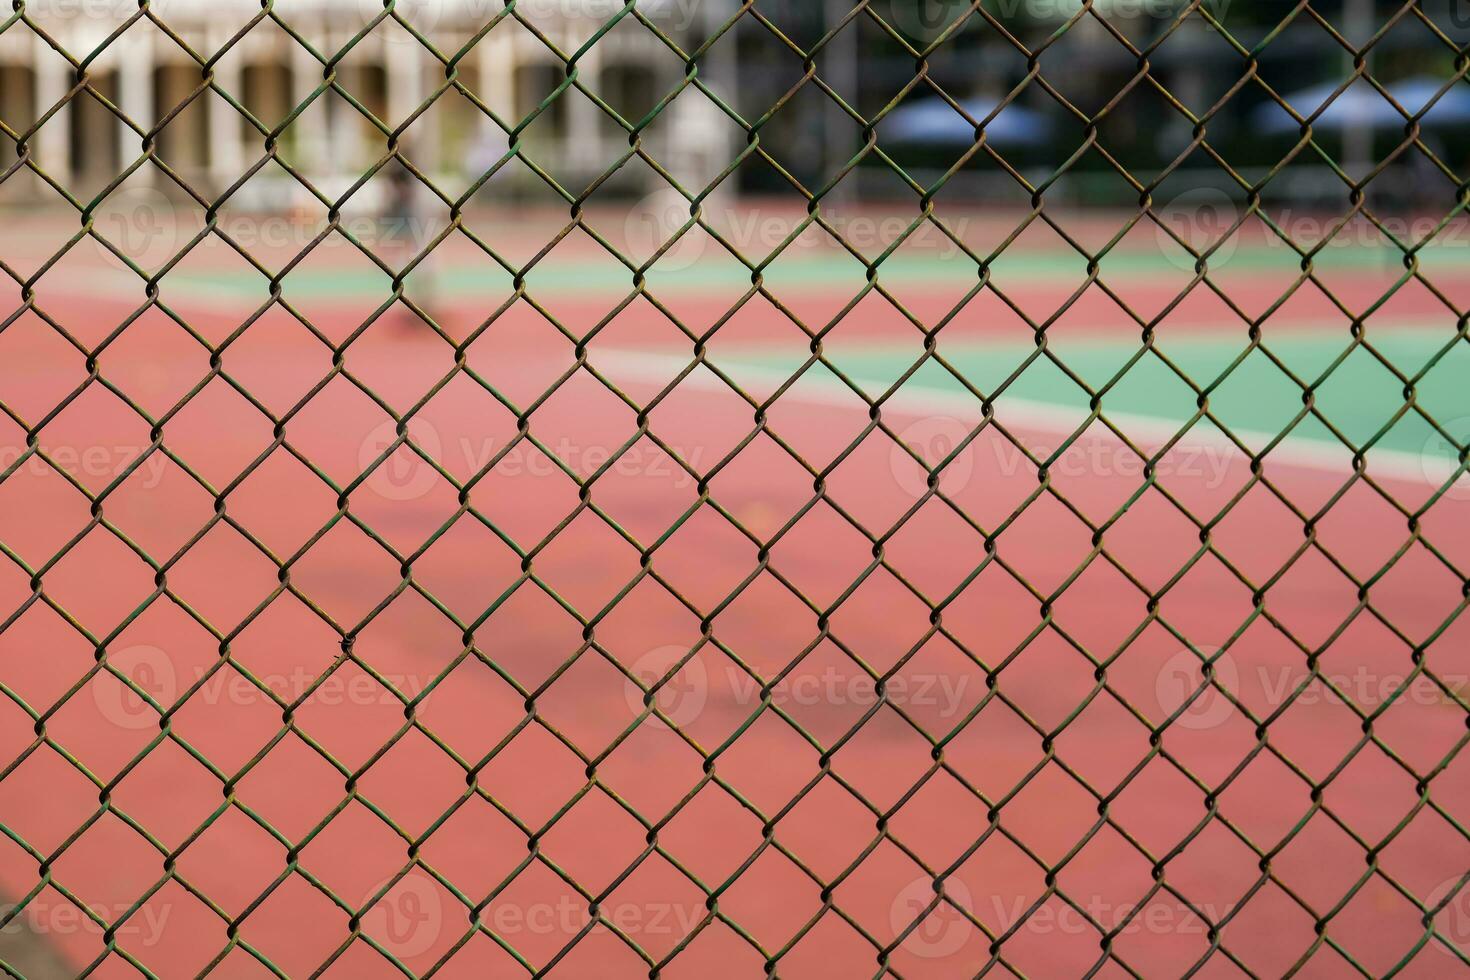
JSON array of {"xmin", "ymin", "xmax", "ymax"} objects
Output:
[{"xmin": 1, "ymin": 198, "xmax": 1467, "ymax": 977}]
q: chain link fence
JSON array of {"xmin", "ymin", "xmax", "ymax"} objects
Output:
[{"xmin": 0, "ymin": 0, "xmax": 1468, "ymax": 976}]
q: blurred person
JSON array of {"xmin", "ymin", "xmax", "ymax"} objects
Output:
[
  {"xmin": 383, "ymin": 151, "xmax": 441, "ymax": 329},
  {"xmin": 1409, "ymin": 135, "xmax": 1449, "ymax": 222},
  {"xmin": 467, "ymin": 120, "xmax": 512, "ymax": 189}
]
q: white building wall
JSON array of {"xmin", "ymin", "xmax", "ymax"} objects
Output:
[{"xmin": 0, "ymin": 0, "xmax": 734, "ymax": 204}]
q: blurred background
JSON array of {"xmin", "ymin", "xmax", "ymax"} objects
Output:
[
  {"xmin": 1, "ymin": 0, "xmax": 1467, "ymax": 211},
  {"xmin": 1, "ymin": 2, "xmax": 1469, "ymax": 976}
]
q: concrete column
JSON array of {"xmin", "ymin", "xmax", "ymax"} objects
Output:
[
  {"xmin": 388, "ymin": 37, "xmax": 444, "ymax": 180},
  {"xmin": 290, "ymin": 26, "xmax": 327, "ymax": 179},
  {"xmin": 386, "ymin": 37, "xmax": 422, "ymax": 133},
  {"xmin": 478, "ymin": 30, "xmax": 516, "ymax": 124},
  {"xmin": 208, "ymin": 29, "xmax": 245, "ymax": 192},
  {"xmin": 33, "ymin": 34, "xmax": 72, "ymax": 188},
  {"xmin": 0, "ymin": 68, "xmax": 19, "ymax": 178},
  {"xmin": 473, "ymin": 29, "xmax": 515, "ymax": 188},
  {"xmin": 117, "ymin": 31, "xmax": 154, "ymax": 184},
  {"xmin": 566, "ymin": 45, "xmax": 601, "ymax": 181},
  {"xmin": 673, "ymin": 0, "xmax": 738, "ymax": 199},
  {"xmin": 328, "ymin": 64, "xmax": 364, "ymax": 186}
]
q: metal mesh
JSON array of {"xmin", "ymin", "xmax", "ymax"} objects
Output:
[{"xmin": 0, "ymin": 0, "xmax": 1468, "ymax": 976}]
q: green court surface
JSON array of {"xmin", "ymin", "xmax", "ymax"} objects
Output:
[
  {"xmin": 82, "ymin": 220, "xmax": 1468, "ymax": 471},
  {"xmin": 630, "ymin": 325, "xmax": 1469, "ymax": 466},
  {"xmin": 117, "ymin": 235, "xmax": 1470, "ymax": 303}
]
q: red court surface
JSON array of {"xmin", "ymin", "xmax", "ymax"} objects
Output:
[{"xmin": 0, "ymin": 205, "xmax": 1467, "ymax": 977}]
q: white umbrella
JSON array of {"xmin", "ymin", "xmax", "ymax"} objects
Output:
[
  {"xmin": 882, "ymin": 97, "xmax": 1053, "ymax": 147},
  {"xmin": 1253, "ymin": 76, "xmax": 1470, "ymax": 134}
]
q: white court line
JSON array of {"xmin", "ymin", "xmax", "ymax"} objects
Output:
[
  {"xmin": 53, "ymin": 271, "xmax": 1464, "ymax": 492},
  {"xmin": 595, "ymin": 350, "xmax": 1466, "ymax": 489}
]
